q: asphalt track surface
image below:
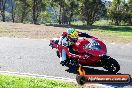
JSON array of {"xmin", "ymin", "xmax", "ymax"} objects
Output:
[{"xmin": 0, "ymin": 38, "xmax": 131, "ymax": 87}]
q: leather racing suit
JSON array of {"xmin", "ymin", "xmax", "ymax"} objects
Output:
[{"xmin": 58, "ymin": 31, "xmax": 93, "ymax": 64}]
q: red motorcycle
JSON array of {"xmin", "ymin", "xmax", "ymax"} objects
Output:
[{"xmin": 49, "ymin": 36, "xmax": 120, "ymax": 74}]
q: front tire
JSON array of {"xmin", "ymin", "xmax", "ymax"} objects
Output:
[{"xmin": 102, "ymin": 56, "xmax": 120, "ymax": 73}]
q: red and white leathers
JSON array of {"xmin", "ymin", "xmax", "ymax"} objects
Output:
[
  {"xmin": 58, "ymin": 34, "xmax": 73, "ymax": 62},
  {"xmin": 58, "ymin": 31, "xmax": 94, "ymax": 63}
]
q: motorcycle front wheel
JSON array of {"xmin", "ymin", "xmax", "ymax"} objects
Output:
[{"xmin": 102, "ymin": 56, "xmax": 120, "ymax": 74}]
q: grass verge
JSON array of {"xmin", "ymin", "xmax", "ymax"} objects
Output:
[
  {"xmin": 0, "ymin": 22, "xmax": 131, "ymax": 44},
  {"xmin": 0, "ymin": 74, "xmax": 79, "ymax": 88},
  {"xmin": 91, "ymin": 26, "xmax": 132, "ymax": 38},
  {"xmin": 78, "ymin": 26, "xmax": 132, "ymax": 44}
]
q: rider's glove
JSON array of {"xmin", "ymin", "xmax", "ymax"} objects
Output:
[{"xmin": 63, "ymin": 43, "xmax": 68, "ymax": 46}]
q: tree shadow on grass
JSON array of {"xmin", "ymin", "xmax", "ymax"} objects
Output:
[
  {"xmin": 65, "ymin": 66, "xmax": 132, "ymax": 88},
  {"xmin": 46, "ymin": 24, "xmax": 132, "ymax": 32}
]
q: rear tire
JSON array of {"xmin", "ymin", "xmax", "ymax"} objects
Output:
[{"xmin": 76, "ymin": 75, "xmax": 86, "ymax": 85}]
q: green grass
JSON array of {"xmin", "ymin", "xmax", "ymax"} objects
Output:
[
  {"xmin": 76, "ymin": 25, "xmax": 132, "ymax": 44},
  {"xmin": 71, "ymin": 20, "xmax": 112, "ymax": 26},
  {"xmin": 93, "ymin": 26, "xmax": 132, "ymax": 38},
  {"xmin": 71, "ymin": 21, "xmax": 84, "ymax": 25},
  {"xmin": 78, "ymin": 25, "xmax": 132, "ymax": 38},
  {"xmin": 0, "ymin": 74, "xmax": 79, "ymax": 88},
  {"xmin": 93, "ymin": 20, "xmax": 112, "ymax": 26}
]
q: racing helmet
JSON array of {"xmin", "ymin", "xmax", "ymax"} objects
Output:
[{"xmin": 67, "ymin": 28, "xmax": 78, "ymax": 42}]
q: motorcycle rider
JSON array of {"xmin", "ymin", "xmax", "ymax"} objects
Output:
[{"xmin": 58, "ymin": 28, "xmax": 95, "ymax": 65}]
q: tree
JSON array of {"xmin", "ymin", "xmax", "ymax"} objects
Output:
[
  {"xmin": 0, "ymin": 0, "xmax": 7, "ymax": 22},
  {"xmin": 51, "ymin": 0, "xmax": 80, "ymax": 25},
  {"xmin": 14, "ymin": 0, "xmax": 32, "ymax": 23},
  {"xmin": 19, "ymin": 0, "xmax": 31, "ymax": 23},
  {"xmin": 127, "ymin": 0, "xmax": 132, "ymax": 25},
  {"xmin": 80, "ymin": 0, "xmax": 106, "ymax": 25},
  {"xmin": 8, "ymin": 0, "xmax": 47, "ymax": 24},
  {"xmin": 32, "ymin": 0, "xmax": 47, "ymax": 24},
  {"xmin": 108, "ymin": 0, "xmax": 132, "ymax": 25},
  {"xmin": 51, "ymin": 0, "xmax": 66, "ymax": 24},
  {"xmin": 10, "ymin": 0, "xmax": 15, "ymax": 22},
  {"xmin": 108, "ymin": 0, "xmax": 124, "ymax": 25},
  {"xmin": 65, "ymin": 0, "xmax": 79, "ymax": 25}
]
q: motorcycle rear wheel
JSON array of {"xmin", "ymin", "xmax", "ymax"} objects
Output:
[{"xmin": 76, "ymin": 75, "xmax": 86, "ymax": 85}]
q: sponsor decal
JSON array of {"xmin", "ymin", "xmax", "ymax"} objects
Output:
[{"xmin": 76, "ymin": 66, "xmax": 131, "ymax": 85}]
